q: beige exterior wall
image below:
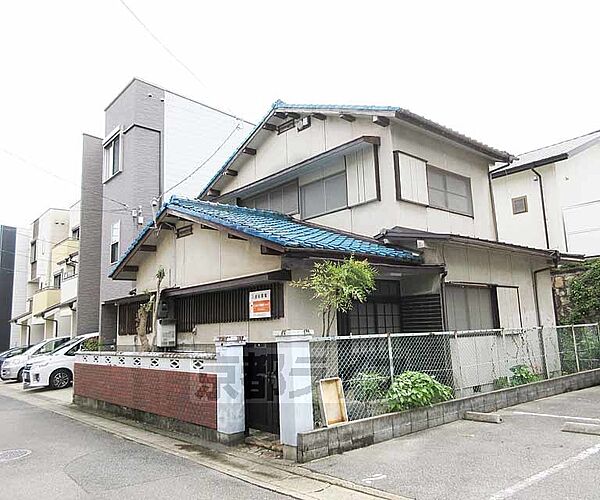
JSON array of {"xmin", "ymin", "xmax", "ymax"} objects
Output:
[
  {"xmin": 219, "ymin": 115, "xmax": 496, "ymax": 241},
  {"xmin": 425, "ymin": 242, "xmax": 555, "ymax": 328},
  {"xmin": 134, "ymin": 222, "xmax": 283, "ymax": 293}
]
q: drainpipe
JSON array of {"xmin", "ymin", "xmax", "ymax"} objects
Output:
[
  {"xmin": 45, "ymin": 316, "xmax": 59, "ymax": 338},
  {"xmin": 24, "ymin": 325, "xmax": 31, "ymax": 346},
  {"xmin": 532, "ymin": 168, "xmax": 550, "ymax": 249},
  {"xmin": 532, "ymin": 252, "xmax": 560, "ymax": 378},
  {"xmin": 439, "ymin": 269, "xmax": 449, "ymax": 330},
  {"xmin": 488, "ymin": 173, "xmax": 500, "ymax": 241}
]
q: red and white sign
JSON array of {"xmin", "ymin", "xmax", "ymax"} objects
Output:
[{"xmin": 249, "ymin": 290, "xmax": 271, "ymax": 319}]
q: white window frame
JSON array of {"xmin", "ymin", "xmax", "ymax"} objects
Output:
[
  {"xmin": 110, "ymin": 221, "xmax": 120, "ymax": 264},
  {"xmin": 103, "ymin": 126, "xmax": 123, "ymax": 182}
]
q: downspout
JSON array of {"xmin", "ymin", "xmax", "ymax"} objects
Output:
[
  {"xmin": 532, "ymin": 251, "xmax": 560, "ymax": 378},
  {"xmin": 439, "ymin": 269, "xmax": 449, "ymax": 330},
  {"xmin": 49, "ymin": 318, "xmax": 59, "ymax": 338},
  {"xmin": 488, "ymin": 171, "xmax": 500, "ymax": 241},
  {"xmin": 24, "ymin": 325, "xmax": 31, "ymax": 346},
  {"xmin": 532, "ymin": 168, "xmax": 550, "ymax": 249}
]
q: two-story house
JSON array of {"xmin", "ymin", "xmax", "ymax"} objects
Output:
[
  {"xmin": 491, "ymin": 129, "xmax": 600, "ymax": 256},
  {"xmin": 76, "ymin": 78, "xmax": 254, "ymax": 348},
  {"xmin": 108, "ymin": 101, "xmax": 574, "ymax": 352}
]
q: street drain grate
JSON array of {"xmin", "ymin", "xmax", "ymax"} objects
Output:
[{"xmin": 0, "ymin": 449, "xmax": 31, "ymax": 463}]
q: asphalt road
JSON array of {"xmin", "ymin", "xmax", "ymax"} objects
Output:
[
  {"xmin": 0, "ymin": 391, "xmax": 286, "ymax": 500},
  {"xmin": 306, "ymin": 386, "xmax": 600, "ymax": 500}
]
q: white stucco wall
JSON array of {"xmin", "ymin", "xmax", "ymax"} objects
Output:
[
  {"xmin": 163, "ymin": 91, "xmax": 253, "ymax": 199},
  {"xmin": 493, "ymin": 143, "xmax": 600, "ymax": 256}
]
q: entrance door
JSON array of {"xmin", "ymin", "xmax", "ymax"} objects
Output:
[{"xmin": 243, "ymin": 342, "xmax": 279, "ymax": 434}]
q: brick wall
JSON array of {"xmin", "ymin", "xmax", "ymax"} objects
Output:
[{"xmin": 74, "ymin": 363, "xmax": 217, "ymax": 429}]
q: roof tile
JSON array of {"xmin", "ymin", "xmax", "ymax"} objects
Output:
[{"xmin": 110, "ymin": 197, "xmax": 421, "ymax": 277}]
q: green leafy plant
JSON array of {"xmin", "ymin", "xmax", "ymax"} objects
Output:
[
  {"xmin": 386, "ymin": 371, "xmax": 453, "ymax": 412},
  {"xmin": 350, "ymin": 371, "xmax": 388, "ymax": 401},
  {"xmin": 509, "ymin": 364, "xmax": 541, "ymax": 386},
  {"xmin": 80, "ymin": 338, "xmax": 100, "ymax": 351},
  {"xmin": 566, "ymin": 259, "xmax": 600, "ymax": 324},
  {"xmin": 494, "ymin": 364, "xmax": 541, "ymax": 388},
  {"xmin": 292, "ymin": 257, "xmax": 376, "ymax": 336}
]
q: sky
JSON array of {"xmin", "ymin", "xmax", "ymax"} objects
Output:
[{"xmin": 1, "ymin": 0, "xmax": 600, "ymax": 229}]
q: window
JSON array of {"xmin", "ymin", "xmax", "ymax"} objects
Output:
[
  {"xmin": 339, "ymin": 281, "xmax": 402, "ymax": 335},
  {"xmin": 445, "ymin": 285, "xmax": 498, "ymax": 331},
  {"xmin": 71, "ymin": 227, "xmax": 80, "ymax": 240},
  {"xmin": 53, "ymin": 273, "xmax": 62, "ymax": 289},
  {"xmin": 110, "ymin": 221, "xmax": 120, "ymax": 264},
  {"xmin": 300, "ymin": 171, "xmax": 348, "ymax": 219},
  {"xmin": 30, "ymin": 240, "xmax": 37, "ymax": 263},
  {"xmin": 174, "ymin": 283, "xmax": 284, "ymax": 331},
  {"xmin": 427, "ymin": 166, "xmax": 473, "ymax": 216},
  {"xmin": 36, "ymin": 337, "xmax": 70, "ymax": 355},
  {"xmin": 512, "ymin": 196, "xmax": 528, "ymax": 215},
  {"xmin": 65, "ymin": 262, "xmax": 77, "ymax": 279},
  {"xmin": 242, "ymin": 182, "xmax": 299, "ymax": 215},
  {"xmin": 103, "ymin": 131, "xmax": 122, "ymax": 181}
]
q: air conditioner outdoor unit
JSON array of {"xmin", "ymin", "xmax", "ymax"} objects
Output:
[{"xmin": 156, "ymin": 318, "xmax": 176, "ymax": 348}]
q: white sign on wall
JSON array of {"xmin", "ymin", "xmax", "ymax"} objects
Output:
[{"xmin": 249, "ymin": 290, "xmax": 271, "ymax": 319}]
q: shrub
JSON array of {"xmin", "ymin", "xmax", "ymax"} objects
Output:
[
  {"xmin": 349, "ymin": 371, "xmax": 388, "ymax": 401},
  {"xmin": 80, "ymin": 338, "xmax": 100, "ymax": 351},
  {"xmin": 494, "ymin": 364, "xmax": 541, "ymax": 388},
  {"xmin": 509, "ymin": 364, "xmax": 541, "ymax": 386},
  {"xmin": 386, "ymin": 371, "xmax": 453, "ymax": 412}
]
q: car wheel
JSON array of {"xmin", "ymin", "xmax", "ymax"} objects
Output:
[
  {"xmin": 49, "ymin": 369, "xmax": 72, "ymax": 390},
  {"xmin": 17, "ymin": 368, "xmax": 24, "ymax": 383}
]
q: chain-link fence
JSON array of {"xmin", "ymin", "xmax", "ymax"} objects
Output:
[{"xmin": 309, "ymin": 323, "xmax": 600, "ymax": 426}]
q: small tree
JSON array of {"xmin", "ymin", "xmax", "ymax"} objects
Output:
[
  {"xmin": 292, "ymin": 257, "xmax": 376, "ymax": 336},
  {"xmin": 136, "ymin": 266, "xmax": 165, "ymax": 351},
  {"xmin": 567, "ymin": 259, "xmax": 600, "ymax": 324}
]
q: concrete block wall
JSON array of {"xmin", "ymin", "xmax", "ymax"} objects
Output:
[{"xmin": 297, "ymin": 368, "xmax": 600, "ymax": 462}]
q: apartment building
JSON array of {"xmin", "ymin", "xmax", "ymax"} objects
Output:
[
  {"xmin": 492, "ymin": 130, "xmax": 600, "ymax": 256},
  {"xmin": 11, "ymin": 204, "xmax": 80, "ymax": 345},
  {"xmin": 77, "ymin": 78, "xmax": 254, "ymax": 347}
]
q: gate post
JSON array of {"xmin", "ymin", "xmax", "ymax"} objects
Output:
[
  {"xmin": 275, "ymin": 329, "xmax": 314, "ymax": 461},
  {"xmin": 215, "ymin": 335, "xmax": 246, "ymax": 444}
]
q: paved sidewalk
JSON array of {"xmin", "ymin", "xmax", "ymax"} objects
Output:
[{"xmin": 0, "ymin": 382, "xmax": 406, "ymax": 500}]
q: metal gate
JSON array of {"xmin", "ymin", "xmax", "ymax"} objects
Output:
[{"xmin": 243, "ymin": 342, "xmax": 279, "ymax": 434}]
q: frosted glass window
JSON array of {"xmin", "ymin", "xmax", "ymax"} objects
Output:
[{"xmin": 427, "ymin": 166, "xmax": 473, "ymax": 216}]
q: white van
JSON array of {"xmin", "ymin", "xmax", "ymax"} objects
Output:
[
  {"xmin": 1, "ymin": 337, "xmax": 71, "ymax": 382},
  {"xmin": 23, "ymin": 333, "xmax": 99, "ymax": 390}
]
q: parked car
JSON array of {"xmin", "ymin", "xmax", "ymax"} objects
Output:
[
  {"xmin": 0, "ymin": 346, "xmax": 30, "ymax": 370},
  {"xmin": 1, "ymin": 337, "xmax": 71, "ymax": 382},
  {"xmin": 23, "ymin": 333, "xmax": 99, "ymax": 390}
]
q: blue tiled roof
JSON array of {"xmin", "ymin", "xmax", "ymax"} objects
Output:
[{"xmin": 110, "ymin": 197, "xmax": 421, "ymax": 277}]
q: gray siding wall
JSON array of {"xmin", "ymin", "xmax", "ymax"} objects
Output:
[
  {"xmin": 99, "ymin": 80, "xmax": 164, "ymax": 345},
  {"xmin": 77, "ymin": 134, "xmax": 103, "ymax": 335},
  {"xmin": 0, "ymin": 226, "xmax": 16, "ymax": 351}
]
